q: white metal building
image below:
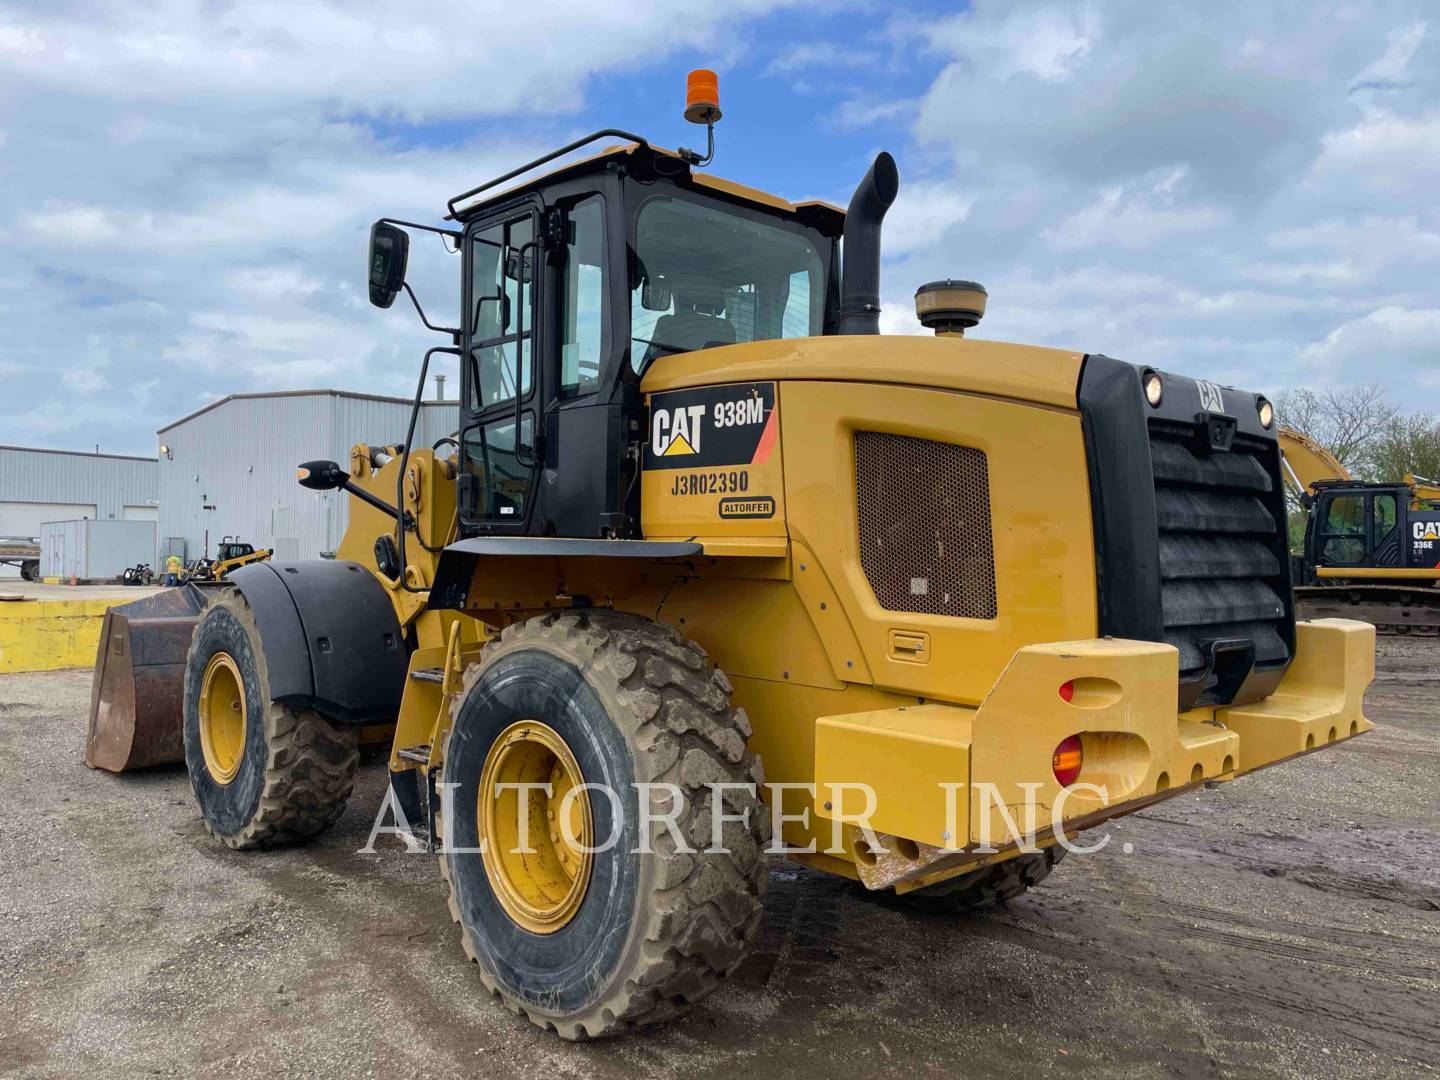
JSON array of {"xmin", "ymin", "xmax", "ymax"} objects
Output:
[
  {"xmin": 0, "ymin": 445, "xmax": 158, "ymax": 576},
  {"xmin": 156, "ymin": 390, "xmax": 458, "ymax": 562}
]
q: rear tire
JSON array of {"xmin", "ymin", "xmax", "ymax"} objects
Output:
[
  {"xmin": 439, "ymin": 610, "xmax": 768, "ymax": 1040},
  {"xmin": 903, "ymin": 848, "xmax": 1066, "ymax": 913},
  {"xmin": 182, "ymin": 592, "xmax": 359, "ymax": 849}
]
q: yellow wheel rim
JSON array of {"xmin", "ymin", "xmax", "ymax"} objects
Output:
[
  {"xmin": 198, "ymin": 652, "xmax": 247, "ymax": 785},
  {"xmin": 478, "ymin": 721, "xmax": 593, "ymax": 934}
]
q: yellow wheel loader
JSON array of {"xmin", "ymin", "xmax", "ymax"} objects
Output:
[
  {"xmin": 89, "ymin": 72, "xmax": 1375, "ymax": 1039},
  {"xmin": 184, "ymin": 536, "xmax": 273, "ymax": 582}
]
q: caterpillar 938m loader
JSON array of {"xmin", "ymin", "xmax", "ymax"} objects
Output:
[
  {"xmin": 89, "ymin": 73, "xmax": 1375, "ymax": 1039},
  {"xmin": 1281, "ymin": 424, "xmax": 1440, "ymax": 633}
]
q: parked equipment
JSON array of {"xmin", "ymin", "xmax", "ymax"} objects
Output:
[
  {"xmin": 91, "ymin": 73, "xmax": 1375, "ymax": 1040},
  {"xmin": 0, "ymin": 535, "xmax": 40, "ymax": 581},
  {"xmin": 121, "ymin": 563, "xmax": 155, "ymax": 586},
  {"xmin": 1280, "ymin": 425, "xmax": 1440, "ymax": 633},
  {"xmin": 183, "ymin": 538, "xmax": 272, "ymax": 582}
]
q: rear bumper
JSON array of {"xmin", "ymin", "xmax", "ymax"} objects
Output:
[{"xmin": 814, "ymin": 618, "xmax": 1374, "ymax": 890}]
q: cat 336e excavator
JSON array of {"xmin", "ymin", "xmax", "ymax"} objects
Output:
[
  {"xmin": 88, "ymin": 72, "xmax": 1375, "ymax": 1040},
  {"xmin": 1281, "ymin": 424, "xmax": 1440, "ymax": 633}
]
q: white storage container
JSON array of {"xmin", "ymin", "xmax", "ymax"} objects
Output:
[{"xmin": 38, "ymin": 519, "xmax": 156, "ymax": 581}]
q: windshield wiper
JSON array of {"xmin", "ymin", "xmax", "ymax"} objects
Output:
[{"xmin": 632, "ymin": 335, "xmax": 692, "ymax": 358}]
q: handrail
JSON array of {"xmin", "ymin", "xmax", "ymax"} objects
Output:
[{"xmin": 446, "ymin": 128, "xmax": 651, "ymax": 219}]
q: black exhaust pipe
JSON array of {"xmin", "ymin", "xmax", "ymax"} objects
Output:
[{"xmin": 838, "ymin": 151, "xmax": 900, "ymax": 335}]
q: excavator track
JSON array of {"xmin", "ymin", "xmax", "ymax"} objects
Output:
[{"xmin": 1295, "ymin": 584, "xmax": 1440, "ymax": 636}]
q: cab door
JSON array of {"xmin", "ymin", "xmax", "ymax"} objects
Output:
[
  {"xmin": 459, "ymin": 199, "xmax": 544, "ymax": 532},
  {"xmin": 1311, "ymin": 489, "xmax": 1400, "ymax": 570},
  {"xmin": 1312, "ymin": 491, "xmax": 1369, "ymax": 569}
]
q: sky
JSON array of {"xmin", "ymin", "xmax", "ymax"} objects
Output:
[{"xmin": 0, "ymin": 0, "xmax": 1437, "ymax": 456}]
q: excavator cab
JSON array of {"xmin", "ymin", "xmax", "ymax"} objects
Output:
[{"xmin": 1303, "ymin": 480, "xmax": 1440, "ymax": 581}]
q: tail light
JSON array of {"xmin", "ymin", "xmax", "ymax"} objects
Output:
[{"xmin": 1052, "ymin": 735, "xmax": 1083, "ymax": 786}]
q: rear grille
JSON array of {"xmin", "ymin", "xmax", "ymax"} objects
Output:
[
  {"xmin": 855, "ymin": 431, "xmax": 997, "ymax": 619},
  {"xmin": 1148, "ymin": 423, "xmax": 1290, "ymax": 700}
]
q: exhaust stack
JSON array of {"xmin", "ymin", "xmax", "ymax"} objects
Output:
[{"xmin": 838, "ymin": 151, "xmax": 900, "ymax": 335}]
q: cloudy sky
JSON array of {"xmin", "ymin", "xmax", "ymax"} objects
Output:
[{"xmin": 1, "ymin": 0, "xmax": 1437, "ymax": 456}]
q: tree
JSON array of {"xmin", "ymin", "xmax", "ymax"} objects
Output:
[
  {"xmin": 1274, "ymin": 384, "xmax": 1398, "ymax": 549},
  {"xmin": 1273, "ymin": 384, "xmax": 1396, "ymax": 479},
  {"xmin": 1362, "ymin": 412, "xmax": 1440, "ymax": 485}
]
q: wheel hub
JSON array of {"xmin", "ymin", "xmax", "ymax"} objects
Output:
[
  {"xmin": 478, "ymin": 721, "xmax": 593, "ymax": 934},
  {"xmin": 198, "ymin": 652, "xmax": 246, "ymax": 785}
]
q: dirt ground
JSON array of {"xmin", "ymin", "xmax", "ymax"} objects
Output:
[{"xmin": 1, "ymin": 640, "xmax": 1436, "ymax": 1079}]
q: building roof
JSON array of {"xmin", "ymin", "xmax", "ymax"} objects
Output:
[
  {"xmin": 0, "ymin": 443, "xmax": 156, "ymax": 463},
  {"xmin": 158, "ymin": 389, "xmax": 457, "ymax": 435}
]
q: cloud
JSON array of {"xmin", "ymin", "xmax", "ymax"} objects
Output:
[
  {"xmin": 1042, "ymin": 167, "xmax": 1229, "ymax": 251},
  {"xmin": 0, "ymin": 1, "xmax": 802, "ymax": 452},
  {"xmin": 858, "ymin": 0, "xmax": 1440, "ymax": 405},
  {"xmin": 1301, "ymin": 307, "xmax": 1440, "ymax": 381},
  {"xmin": 1349, "ymin": 22, "xmax": 1426, "ymax": 93}
]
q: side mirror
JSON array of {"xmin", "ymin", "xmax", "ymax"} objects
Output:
[
  {"xmin": 297, "ymin": 460, "xmax": 348, "ymax": 491},
  {"xmin": 368, "ymin": 222, "xmax": 409, "ymax": 309}
]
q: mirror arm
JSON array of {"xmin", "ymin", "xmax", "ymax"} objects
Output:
[
  {"xmin": 377, "ymin": 217, "xmax": 462, "ymax": 243},
  {"xmin": 402, "ymin": 282, "xmax": 460, "ymax": 336},
  {"xmin": 344, "ymin": 479, "xmax": 413, "ymax": 528}
]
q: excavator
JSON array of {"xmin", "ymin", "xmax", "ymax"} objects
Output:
[
  {"xmin": 84, "ymin": 72, "xmax": 1374, "ymax": 1039},
  {"xmin": 1280, "ymin": 425, "xmax": 1440, "ymax": 632}
]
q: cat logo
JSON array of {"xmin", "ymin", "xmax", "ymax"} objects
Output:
[
  {"xmin": 651, "ymin": 403, "xmax": 706, "ymax": 458},
  {"xmin": 1196, "ymin": 379, "xmax": 1224, "ymax": 413},
  {"xmin": 1414, "ymin": 522, "xmax": 1440, "ymax": 541}
]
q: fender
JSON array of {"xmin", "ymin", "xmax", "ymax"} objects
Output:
[
  {"xmin": 228, "ymin": 560, "xmax": 407, "ymax": 723},
  {"xmin": 429, "ymin": 536, "xmax": 703, "ymax": 610}
]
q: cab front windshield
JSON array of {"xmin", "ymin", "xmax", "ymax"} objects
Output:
[{"xmin": 630, "ymin": 196, "xmax": 827, "ymax": 374}]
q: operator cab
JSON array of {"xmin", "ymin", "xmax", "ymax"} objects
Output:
[
  {"xmin": 1303, "ymin": 480, "xmax": 1440, "ymax": 578},
  {"xmin": 447, "ymin": 143, "xmax": 843, "ymax": 540},
  {"xmin": 366, "ymin": 71, "xmax": 902, "ymax": 550}
]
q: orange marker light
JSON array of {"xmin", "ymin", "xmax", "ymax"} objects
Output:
[
  {"xmin": 1052, "ymin": 735, "xmax": 1083, "ymax": 786},
  {"xmin": 1058, "ymin": 680, "xmax": 1075, "ymax": 703},
  {"xmin": 685, "ymin": 69, "xmax": 722, "ymax": 125}
]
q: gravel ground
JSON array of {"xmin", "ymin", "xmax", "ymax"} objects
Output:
[{"xmin": 1, "ymin": 638, "xmax": 1436, "ymax": 1079}]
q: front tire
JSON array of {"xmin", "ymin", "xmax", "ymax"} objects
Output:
[
  {"xmin": 439, "ymin": 611, "xmax": 768, "ymax": 1040},
  {"xmin": 182, "ymin": 592, "xmax": 359, "ymax": 849}
]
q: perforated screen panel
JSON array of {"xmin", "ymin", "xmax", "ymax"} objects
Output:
[{"xmin": 855, "ymin": 431, "xmax": 997, "ymax": 619}]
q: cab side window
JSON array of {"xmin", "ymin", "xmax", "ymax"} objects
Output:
[
  {"xmin": 469, "ymin": 217, "xmax": 534, "ymax": 411},
  {"xmin": 1373, "ymin": 493, "xmax": 1397, "ymax": 541},
  {"xmin": 559, "ymin": 195, "xmax": 606, "ymax": 397},
  {"xmin": 1319, "ymin": 494, "xmax": 1365, "ymax": 564}
]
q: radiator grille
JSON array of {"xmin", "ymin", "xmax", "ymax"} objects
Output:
[
  {"xmin": 1148, "ymin": 425, "xmax": 1290, "ymax": 699},
  {"xmin": 856, "ymin": 431, "xmax": 997, "ymax": 618}
]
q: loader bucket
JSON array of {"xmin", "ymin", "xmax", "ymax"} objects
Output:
[{"xmin": 85, "ymin": 584, "xmax": 215, "ymax": 773}]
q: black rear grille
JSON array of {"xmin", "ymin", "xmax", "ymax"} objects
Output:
[
  {"xmin": 1149, "ymin": 422, "xmax": 1292, "ymax": 703},
  {"xmin": 1078, "ymin": 356, "xmax": 1295, "ymax": 711}
]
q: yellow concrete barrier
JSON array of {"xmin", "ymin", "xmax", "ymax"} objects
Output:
[{"xmin": 0, "ymin": 598, "xmax": 119, "ymax": 674}]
